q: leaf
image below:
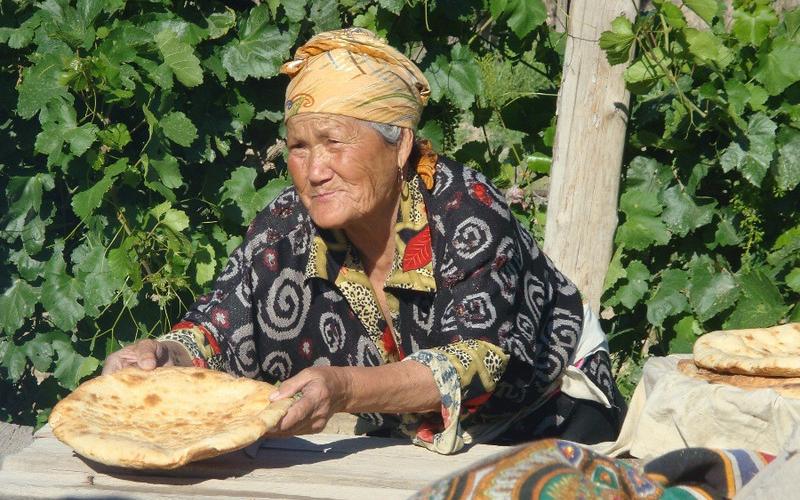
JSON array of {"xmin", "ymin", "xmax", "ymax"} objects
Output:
[
  {"xmin": 0, "ymin": 279, "xmax": 39, "ymax": 335},
  {"xmin": 207, "ymin": 9, "xmax": 236, "ymax": 39},
  {"xmin": 47, "ymin": 332, "xmax": 100, "ymax": 390},
  {"xmin": 505, "ymin": 0, "xmax": 546, "ymax": 39},
  {"xmin": 71, "ymin": 158, "xmax": 127, "ymax": 220},
  {"xmin": 684, "ymin": 28, "xmax": 733, "ymax": 69},
  {"xmin": 724, "ymin": 270, "xmax": 790, "ymax": 329},
  {"xmin": 9, "ymin": 248, "xmax": 46, "ymax": 282},
  {"xmin": 150, "ymin": 201, "xmax": 190, "ymax": 233},
  {"xmin": 160, "ymin": 111, "xmax": 198, "ymax": 147},
  {"xmin": 625, "ymin": 156, "xmax": 672, "ymax": 193},
  {"xmin": 424, "ymin": 44, "xmax": 484, "ymax": 110},
  {"xmin": 619, "ymin": 190, "xmax": 662, "ymax": 217},
  {"xmin": 97, "ymin": 123, "xmax": 131, "ymax": 151},
  {"xmin": 624, "ymin": 48, "xmax": 670, "ymax": 93},
  {"xmin": 23, "ymin": 333, "xmax": 55, "ymax": 372},
  {"xmin": 688, "ymin": 255, "xmax": 738, "ymax": 322},
  {"xmin": 154, "ymin": 29, "xmax": 203, "ymax": 88},
  {"xmin": 683, "ymin": 0, "xmax": 719, "ymax": 25},
  {"xmin": 73, "ymin": 243, "xmax": 124, "ymax": 318},
  {"xmin": 16, "ymin": 51, "xmax": 72, "ymax": 119},
  {"xmin": 151, "ymin": 154, "xmax": 183, "ymax": 189},
  {"xmin": 599, "ymin": 16, "xmax": 636, "ymax": 66},
  {"xmin": 719, "ymin": 112, "xmax": 776, "ymax": 187},
  {"xmin": 646, "ymin": 269, "xmax": 689, "ymax": 327},
  {"xmin": 525, "ymin": 153, "xmax": 551, "ymax": 174},
  {"xmin": 656, "ymin": 0, "xmax": 687, "ymax": 29},
  {"xmin": 281, "ymin": 0, "xmax": 308, "ymax": 23},
  {"xmin": 615, "ymin": 214, "xmax": 671, "ymax": 250},
  {"xmin": 712, "ymin": 210, "xmax": 741, "ymax": 248},
  {"xmin": 377, "ymin": 0, "xmax": 403, "ymax": 14},
  {"xmin": 42, "ymin": 243, "xmax": 85, "ymax": 332},
  {"xmin": 669, "ymin": 315, "xmax": 702, "ymax": 354},
  {"xmin": 221, "ymin": 16, "xmax": 295, "ymax": 81},
  {"xmin": 22, "ymin": 216, "xmax": 46, "ymax": 255},
  {"xmin": 1, "ymin": 341, "xmax": 26, "ymax": 382},
  {"xmin": 222, "ymin": 168, "xmax": 290, "ymax": 223},
  {"xmin": 402, "ymin": 226, "xmax": 433, "ymax": 272},
  {"xmin": 71, "ymin": 177, "xmax": 113, "ymax": 220},
  {"xmin": 615, "ymin": 261, "xmax": 650, "ymax": 310},
  {"xmin": 195, "ymin": 241, "xmax": 217, "ymax": 286},
  {"xmin": 5, "ymin": 173, "xmax": 54, "ymax": 220},
  {"xmin": 35, "ymin": 100, "xmax": 99, "ymax": 166},
  {"xmin": 418, "ymin": 120, "xmax": 444, "ymax": 152},
  {"xmin": 660, "ymin": 186, "xmax": 716, "ymax": 237},
  {"xmin": 603, "ymin": 245, "xmax": 626, "ymax": 293},
  {"xmin": 732, "ymin": 5, "xmax": 778, "ymax": 46},
  {"xmin": 754, "ymin": 36, "xmax": 800, "ymax": 95},
  {"xmin": 775, "ymin": 128, "xmax": 800, "ymax": 192},
  {"xmin": 786, "ymin": 268, "xmax": 800, "ymax": 293},
  {"xmin": 310, "ymin": 0, "xmax": 341, "ymax": 33}
]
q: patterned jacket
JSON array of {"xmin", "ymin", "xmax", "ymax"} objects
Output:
[{"xmin": 160, "ymin": 157, "xmax": 617, "ymax": 453}]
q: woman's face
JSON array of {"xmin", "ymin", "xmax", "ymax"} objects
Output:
[{"xmin": 286, "ymin": 113, "xmax": 410, "ymax": 231}]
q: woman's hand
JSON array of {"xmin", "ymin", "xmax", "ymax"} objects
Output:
[
  {"xmin": 102, "ymin": 339, "xmax": 192, "ymax": 375},
  {"xmin": 268, "ymin": 367, "xmax": 351, "ymax": 435}
]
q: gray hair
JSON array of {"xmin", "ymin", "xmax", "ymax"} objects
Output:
[{"xmin": 361, "ymin": 119, "xmax": 403, "ymax": 145}]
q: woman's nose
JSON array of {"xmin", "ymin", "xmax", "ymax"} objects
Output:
[{"xmin": 307, "ymin": 145, "xmax": 334, "ymax": 184}]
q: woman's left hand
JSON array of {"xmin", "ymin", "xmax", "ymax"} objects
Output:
[{"xmin": 267, "ymin": 367, "xmax": 351, "ymax": 435}]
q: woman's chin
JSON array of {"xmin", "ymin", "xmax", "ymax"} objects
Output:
[{"xmin": 309, "ymin": 211, "xmax": 347, "ymax": 230}]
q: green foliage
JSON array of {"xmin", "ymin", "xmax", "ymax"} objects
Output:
[
  {"xmin": 601, "ymin": 1, "xmax": 800, "ymax": 391},
  {"xmin": 0, "ymin": 0, "xmax": 557, "ymax": 426}
]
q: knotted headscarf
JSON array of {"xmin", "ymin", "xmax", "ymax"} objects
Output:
[{"xmin": 280, "ymin": 28, "xmax": 430, "ymax": 130}]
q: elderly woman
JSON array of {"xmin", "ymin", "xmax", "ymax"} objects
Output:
[{"xmin": 104, "ymin": 28, "xmax": 625, "ymax": 454}]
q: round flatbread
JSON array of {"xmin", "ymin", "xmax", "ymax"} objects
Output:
[
  {"xmin": 49, "ymin": 366, "xmax": 293, "ymax": 469},
  {"xmin": 693, "ymin": 323, "xmax": 800, "ymax": 377},
  {"xmin": 677, "ymin": 359, "xmax": 800, "ymax": 399}
]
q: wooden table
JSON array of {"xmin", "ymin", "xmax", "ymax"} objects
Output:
[{"xmin": 0, "ymin": 425, "xmax": 507, "ymax": 499}]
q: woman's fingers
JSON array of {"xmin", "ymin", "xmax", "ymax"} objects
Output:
[
  {"xmin": 267, "ymin": 368, "xmax": 343, "ymax": 435},
  {"xmin": 101, "ymin": 339, "xmax": 164, "ymax": 375}
]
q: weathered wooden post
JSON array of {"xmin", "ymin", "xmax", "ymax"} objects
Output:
[{"xmin": 543, "ymin": 0, "xmax": 640, "ymax": 313}]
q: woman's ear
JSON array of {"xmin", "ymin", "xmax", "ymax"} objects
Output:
[{"xmin": 396, "ymin": 128, "xmax": 414, "ymax": 168}]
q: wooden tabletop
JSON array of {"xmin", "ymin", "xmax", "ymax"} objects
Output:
[{"xmin": 0, "ymin": 425, "xmax": 507, "ymax": 499}]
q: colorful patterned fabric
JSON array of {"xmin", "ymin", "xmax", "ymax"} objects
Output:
[
  {"xmin": 159, "ymin": 155, "xmax": 623, "ymax": 453},
  {"xmin": 414, "ymin": 440, "xmax": 775, "ymax": 500},
  {"xmin": 280, "ymin": 28, "xmax": 430, "ymax": 129}
]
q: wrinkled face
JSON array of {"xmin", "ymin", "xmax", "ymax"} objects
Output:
[{"xmin": 286, "ymin": 113, "xmax": 408, "ymax": 231}]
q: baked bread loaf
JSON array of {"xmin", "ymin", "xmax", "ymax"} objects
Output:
[
  {"xmin": 677, "ymin": 359, "xmax": 800, "ymax": 398},
  {"xmin": 692, "ymin": 323, "xmax": 800, "ymax": 377},
  {"xmin": 49, "ymin": 366, "xmax": 292, "ymax": 469}
]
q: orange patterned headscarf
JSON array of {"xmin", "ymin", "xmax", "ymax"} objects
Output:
[{"xmin": 280, "ymin": 28, "xmax": 430, "ymax": 130}]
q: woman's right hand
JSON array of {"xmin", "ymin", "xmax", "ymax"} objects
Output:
[{"xmin": 102, "ymin": 339, "xmax": 191, "ymax": 375}]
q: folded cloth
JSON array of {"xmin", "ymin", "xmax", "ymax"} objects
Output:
[
  {"xmin": 413, "ymin": 438, "xmax": 774, "ymax": 499},
  {"xmin": 588, "ymin": 355, "xmax": 800, "ymax": 459}
]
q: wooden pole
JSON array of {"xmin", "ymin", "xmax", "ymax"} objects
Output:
[
  {"xmin": 543, "ymin": 0, "xmax": 640, "ymax": 313},
  {"xmin": 545, "ymin": 0, "xmax": 570, "ymax": 32}
]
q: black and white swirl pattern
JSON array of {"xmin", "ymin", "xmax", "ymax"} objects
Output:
[
  {"xmin": 411, "ymin": 297, "xmax": 435, "ymax": 332},
  {"xmin": 457, "ymin": 292, "xmax": 497, "ymax": 329},
  {"xmin": 523, "ymin": 271, "xmax": 546, "ymax": 326},
  {"xmin": 230, "ymin": 323, "xmax": 259, "ymax": 377},
  {"xmin": 432, "ymin": 162, "xmax": 454, "ymax": 196},
  {"xmin": 262, "ymin": 351, "xmax": 292, "ymax": 381},
  {"xmin": 439, "ymin": 299, "xmax": 458, "ymax": 334},
  {"xmin": 452, "ymin": 217, "xmax": 493, "ymax": 260},
  {"xmin": 258, "ymin": 268, "xmax": 309, "ymax": 341},
  {"xmin": 319, "ymin": 312, "xmax": 346, "ymax": 353}
]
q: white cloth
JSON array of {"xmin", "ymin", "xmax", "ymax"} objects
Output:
[
  {"xmin": 561, "ymin": 306, "xmax": 612, "ymax": 408},
  {"xmin": 591, "ymin": 355, "xmax": 800, "ymax": 459}
]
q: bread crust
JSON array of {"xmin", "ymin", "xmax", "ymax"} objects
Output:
[
  {"xmin": 49, "ymin": 366, "xmax": 292, "ymax": 469},
  {"xmin": 692, "ymin": 323, "xmax": 800, "ymax": 377}
]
